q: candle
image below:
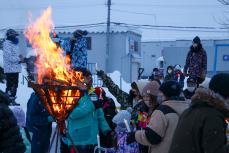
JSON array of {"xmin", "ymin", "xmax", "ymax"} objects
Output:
[
  {"xmin": 95, "ymin": 63, "xmax": 98, "ymax": 71},
  {"xmin": 124, "ymin": 119, "xmax": 131, "ymax": 132},
  {"xmin": 97, "ymin": 134, "xmax": 101, "ymax": 153}
]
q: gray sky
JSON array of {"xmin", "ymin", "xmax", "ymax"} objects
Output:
[{"xmin": 1, "ymin": 0, "xmax": 229, "ymax": 40}]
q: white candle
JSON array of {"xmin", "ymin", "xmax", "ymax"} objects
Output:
[
  {"xmin": 124, "ymin": 119, "xmax": 131, "ymax": 132},
  {"xmin": 97, "ymin": 134, "xmax": 101, "ymax": 153},
  {"xmin": 95, "ymin": 63, "xmax": 98, "ymax": 71}
]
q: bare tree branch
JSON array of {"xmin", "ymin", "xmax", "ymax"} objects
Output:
[{"xmin": 218, "ymin": 0, "xmax": 229, "ymax": 5}]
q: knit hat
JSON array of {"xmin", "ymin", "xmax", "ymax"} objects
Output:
[
  {"xmin": 193, "ymin": 36, "xmax": 201, "ymax": 44},
  {"xmin": 73, "ymin": 30, "xmax": 88, "ymax": 38},
  {"xmin": 142, "ymin": 81, "xmax": 160, "ymax": 97},
  {"xmin": 159, "ymin": 80, "xmax": 181, "ymax": 97},
  {"xmin": 10, "ymin": 106, "xmax": 25, "ymax": 127},
  {"xmin": 112, "ymin": 110, "xmax": 131, "ymax": 125},
  {"xmin": 6, "ymin": 29, "xmax": 19, "ymax": 37},
  {"xmin": 209, "ymin": 73, "xmax": 229, "ymax": 98},
  {"xmin": 94, "ymin": 87, "xmax": 106, "ymax": 97}
]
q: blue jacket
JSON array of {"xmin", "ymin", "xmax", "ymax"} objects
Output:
[
  {"xmin": 67, "ymin": 93, "xmax": 111, "ymax": 145},
  {"xmin": 61, "ymin": 37, "xmax": 87, "ymax": 68},
  {"xmin": 26, "ymin": 93, "xmax": 51, "ymax": 133}
]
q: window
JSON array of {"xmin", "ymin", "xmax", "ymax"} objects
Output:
[
  {"xmin": 134, "ymin": 41, "xmax": 138, "ymax": 52},
  {"xmin": 86, "ymin": 37, "xmax": 92, "ymax": 50},
  {"xmin": 0, "ymin": 39, "xmax": 4, "ymax": 50},
  {"xmin": 151, "ymin": 54, "xmax": 156, "ymax": 58}
]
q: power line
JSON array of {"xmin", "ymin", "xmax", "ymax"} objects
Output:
[
  {"xmin": 1, "ymin": 22, "xmax": 228, "ymax": 33},
  {"xmin": 111, "ymin": 22, "xmax": 229, "ymax": 32},
  {"xmin": 111, "ymin": 9, "xmax": 155, "ymax": 16},
  {"xmin": 113, "ymin": 2, "xmax": 223, "ymax": 8},
  {"xmin": 111, "ymin": 22, "xmax": 222, "ymax": 30}
]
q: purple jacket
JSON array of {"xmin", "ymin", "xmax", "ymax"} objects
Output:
[
  {"xmin": 106, "ymin": 127, "xmax": 139, "ymax": 153},
  {"xmin": 184, "ymin": 49, "xmax": 207, "ymax": 77}
]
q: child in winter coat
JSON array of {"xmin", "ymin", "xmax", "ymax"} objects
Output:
[
  {"xmin": 174, "ymin": 64, "xmax": 185, "ymax": 89},
  {"xmin": 94, "ymin": 86, "xmax": 117, "ymax": 148},
  {"xmin": 164, "ymin": 66, "xmax": 175, "ymax": 82},
  {"xmin": 11, "ymin": 106, "xmax": 31, "ymax": 153},
  {"xmin": 110, "ymin": 110, "xmax": 139, "ymax": 153}
]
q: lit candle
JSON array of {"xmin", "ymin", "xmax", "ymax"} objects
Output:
[
  {"xmin": 124, "ymin": 119, "xmax": 131, "ymax": 132},
  {"xmin": 97, "ymin": 134, "xmax": 101, "ymax": 153}
]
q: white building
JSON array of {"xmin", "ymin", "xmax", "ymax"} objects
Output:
[
  {"xmin": 0, "ymin": 29, "xmax": 142, "ymax": 83},
  {"xmin": 141, "ymin": 39, "xmax": 229, "ymax": 77}
]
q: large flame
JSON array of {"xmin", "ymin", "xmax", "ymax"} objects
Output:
[
  {"xmin": 24, "ymin": 7, "xmax": 83, "ymax": 85},
  {"xmin": 24, "ymin": 7, "xmax": 85, "ymax": 121}
]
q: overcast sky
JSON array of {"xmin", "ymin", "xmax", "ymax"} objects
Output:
[{"xmin": 1, "ymin": 0, "xmax": 229, "ymax": 40}]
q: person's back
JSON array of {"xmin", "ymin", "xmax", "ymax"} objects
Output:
[
  {"xmin": 169, "ymin": 101, "xmax": 225, "ymax": 153},
  {"xmin": 26, "ymin": 92, "xmax": 52, "ymax": 153},
  {"xmin": 0, "ymin": 90, "xmax": 25, "ymax": 153},
  {"xmin": 169, "ymin": 73, "xmax": 229, "ymax": 153}
]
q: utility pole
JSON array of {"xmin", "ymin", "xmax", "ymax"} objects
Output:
[{"xmin": 106, "ymin": 0, "xmax": 111, "ymax": 72}]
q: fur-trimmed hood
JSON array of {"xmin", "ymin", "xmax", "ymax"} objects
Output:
[{"xmin": 191, "ymin": 88, "xmax": 229, "ymax": 116}]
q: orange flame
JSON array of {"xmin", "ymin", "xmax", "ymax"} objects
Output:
[
  {"xmin": 24, "ymin": 7, "xmax": 85, "ymax": 120},
  {"xmin": 24, "ymin": 7, "xmax": 83, "ymax": 85}
]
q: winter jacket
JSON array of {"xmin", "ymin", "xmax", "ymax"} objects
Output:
[
  {"xmin": 67, "ymin": 93, "xmax": 111, "ymax": 146},
  {"xmin": 135, "ymin": 98, "xmax": 189, "ymax": 153},
  {"xmin": 183, "ymin": 88, "xmax": 195, "ymax": 99},
  {"xmin": 114, "ymin": 127, "xmax": 139, "ymax": 153},
  {"xmin": 3, "ymin": 40, "xmax": 22, "ymax": 73},
  {"xmin": 174, "ymin": 70, "xmax": 185, "ymax": 89},
  {"xmin": 0, "ymin": 90, "xmax": 25, "ymax": 153},
  {"xmin": 164, "ymin": 73, "xmax": 175, "ymax": 82},
  {"xmin": 61, "ymin": 37, "xmax": 87, "ymax": 68},
  {"xmin": 100, "ymin": 97, "xmax": 117, "ymax": 148},
  {"xmin": 183, "ymin": 48, "xmax": 207, "ymax": 78},
  {"xmin": 96, "ymin": 70, "xmax": 148, "ymax": 109},
  {"xmin": 169, "ymin": 88, "xmax": 229, "ymax": 153},
  {"xmin": 26, "ymin": 93, "xmax": 52, "ymax": 153},
  {"xmin": 26, "ymin": 93, "xmax": 51, "ymax": 133}
]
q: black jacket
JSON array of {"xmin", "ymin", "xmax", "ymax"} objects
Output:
[
  {"xmin": 0, "ymin": 90, "xmax": 25, "ymax": 153},
  {"xmin": 183, "ymin": 89, "xmax": 195, "ymax": 99},
  {"xmin": 169, "ymin": 88, "xmax": 229, "ymax": 153}
]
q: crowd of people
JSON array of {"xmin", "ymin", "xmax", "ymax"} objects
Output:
[{"xmin": 1, "ymin": 29, "xmax": 229, "ymax": 153}]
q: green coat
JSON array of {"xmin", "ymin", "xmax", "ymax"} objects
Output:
[
  {"xmin": 96, "ymin": 70, "xmax": 130, "ymax": 109},
  {"xmin": 67, "ymin": 94, "xmax": 110, "ymax": 145}
]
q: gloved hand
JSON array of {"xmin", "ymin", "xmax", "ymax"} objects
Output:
[
  {"xmin": 47, "ymin": 116, "xmax": 55, "ymax": 122},
  {"xmin": 126, "ymin": 132, "xmax": 136, "ymax": 145},
  {"xmin": 96, "ymin": 70, "xmax": 104, "ymax": 77},
  {"xmin": 93, "ymin": 99, "xmax": 103, "ymax": 109},
  {"xmin": 60, "ymin": 134, "xmax": 68, "ymax": 145}
]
